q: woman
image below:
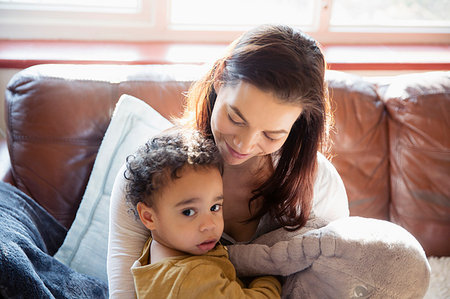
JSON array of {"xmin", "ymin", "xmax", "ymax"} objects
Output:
[{"xmin": 107, "ymin": 24, "xmax": 349, "ymax": 298}]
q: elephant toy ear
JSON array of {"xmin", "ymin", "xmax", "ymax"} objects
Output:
[{"xmin": 285, "ymin": 216, "xmax": 431, "ymax": 299}]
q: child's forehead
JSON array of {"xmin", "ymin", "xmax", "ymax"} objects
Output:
[
  {"xmin": 168, "ymin": 164, "xmax": 222, "ymax": 181},
  {"xmin": 152, "ymin": 164, "xmax": 218, "ymax": 189},
  {"xmin": 152, "ymin": 165, "xmax": 223, "ymax": 204}
]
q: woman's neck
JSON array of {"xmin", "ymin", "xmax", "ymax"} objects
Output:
[
  {"xmin": 224, "ymin": 155, "xmax": 271, "ymax": 176},
  {"xmin": 221, "ymin": 155, "xmax": 272, "ymax": 242}
]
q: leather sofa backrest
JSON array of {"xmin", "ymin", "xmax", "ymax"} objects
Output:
[
  {"xmin": 327, "ymin": 71, "xmax": 390, "ymax": 221},
  {"xmin": 5, "ymin": 65, "xmax": 449, "ymax": 256},
  {"xmin": 5, "ymin": 64, "xmax": 202, "ymax": 228},
  {"xmin": 381, "ymin": 72, "xmax": 450, "ymax": 256}
]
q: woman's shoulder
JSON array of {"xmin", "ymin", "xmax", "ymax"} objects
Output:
[
  {"xmin": 113, "ymin": 163, "xmax": 128, "ymax": 189},
  {"xmin": 312, "ymin": 152, "xmax": 349, "ymax": 221},
  {"xmin": 316, "ymin": 152, "xmax": 336, "ymax": 174},
  {"xmin": 316, "ymin": 152, "xmax": 348, "ymax": 185}
]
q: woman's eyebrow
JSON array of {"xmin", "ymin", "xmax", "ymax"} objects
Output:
[
  {"xmin": 265, "ymin": 129, "xmax": 289, "ymax": 134},
  {"xmin": 230, "ymin": 105, "xmax": 288, "ymax": 134}
]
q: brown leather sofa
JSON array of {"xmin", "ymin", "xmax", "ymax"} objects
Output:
[{"xmin": 1, "ymin": 64, "xmax": 449, "ymax": 257}]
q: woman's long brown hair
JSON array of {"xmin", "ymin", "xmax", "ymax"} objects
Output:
[{"xmin": 181, "ymin": 24, "xmax": 332, "ymax": 230}]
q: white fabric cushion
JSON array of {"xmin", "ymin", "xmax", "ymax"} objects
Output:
[{"xmin": 54, "ymin": 94, "xmax": 172, "ymax": 282}]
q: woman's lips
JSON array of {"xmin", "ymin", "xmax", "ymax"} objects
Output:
[
  {"xmin": 197, "ymin": 240, "xmax": 218, "ymax": 252},
  {"xmin": 225, "ymin": 142, "xmax": 249, "ymax": 159}
]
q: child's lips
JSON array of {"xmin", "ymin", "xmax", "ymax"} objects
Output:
[{"xmin": 197, "ymin": 239, "xmax": 218, "ymax": 252}]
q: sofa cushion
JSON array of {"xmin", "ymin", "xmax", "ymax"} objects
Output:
[
  {"xmin": 5, "ymin": 68, "xmax": 113, "ymax": 228},
  {"xmin": 54, "ymin": 94, "xmax": 173, "ymax": 282},
  {"xmin": 381, "ymin": 71, "xmax": 450, "ymax": 257},
  {"xmin": 327, "ymin": 71, "xmax": 389, "ymax": 220},
  {"xmin": 5, "ymin": 64, "xmax": 196, "ymax": 228}
]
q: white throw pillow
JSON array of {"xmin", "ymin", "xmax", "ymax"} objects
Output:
[{"xmin": 54, "ymin": 94, "xmax": 173, "ymax": 282}]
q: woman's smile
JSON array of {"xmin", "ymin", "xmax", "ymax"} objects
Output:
[{"xmin": 225, "ymin": 140, "xmax": 251, "ymax": 159}]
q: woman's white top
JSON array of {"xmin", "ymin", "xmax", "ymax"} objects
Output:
[{"xmin": 106, "ymin": 152, "xmax": 349, "ymax": 298}]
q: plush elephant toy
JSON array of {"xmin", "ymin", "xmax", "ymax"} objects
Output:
[{"xmin": 227, "ymin": 217, "xmax": 430, "ymax": 299}]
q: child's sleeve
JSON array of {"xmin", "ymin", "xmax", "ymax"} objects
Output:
[{"xmin": 178, "ymin": 264, "xmax": 281, "ymax": 299}]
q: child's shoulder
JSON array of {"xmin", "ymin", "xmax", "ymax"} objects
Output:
[{"xmin": 173, "ymin": 245, "xmax": 232, "ymax": 275}]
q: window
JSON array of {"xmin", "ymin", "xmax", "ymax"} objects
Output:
[
  {"xmin": 0, "ymin": 0, "xmax": 448, "ymax": 43},
  {"xmin": 330, "ymin": 0, "xmax": 449, "ymax": 29},
  {"xmin": 170, "ymin": 0, "xmax": 316, "ymax": 30},
  {"xmin": 0, "ymin": 0, "xmax": 153, "ymax": 40},
  {"xmin": 0, "ymin": 0, "xmax": 140, "ymax": 13}
]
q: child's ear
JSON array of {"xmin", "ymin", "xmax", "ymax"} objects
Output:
[{"xmin": 137, "ymin": 202, "xmax": 157, "ymax": 231}]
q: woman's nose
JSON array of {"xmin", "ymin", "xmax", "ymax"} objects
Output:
[{"xmin": 233, "ymin": 130, "xmax": 258, "ymax": 154}]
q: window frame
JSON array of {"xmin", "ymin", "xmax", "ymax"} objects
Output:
[{"xmin": 0, "ymin": 0, "xmax": 448, "ymax": 44}]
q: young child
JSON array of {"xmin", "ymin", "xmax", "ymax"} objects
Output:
[{"xmin": 124, "ymin": 128, "xmax": 281, "ymax": 298}]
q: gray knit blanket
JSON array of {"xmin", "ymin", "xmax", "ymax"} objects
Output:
[{"xmin": 0, "ymin": 181, "xmax": 107, "ymax": 298}]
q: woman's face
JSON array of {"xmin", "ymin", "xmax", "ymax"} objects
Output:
[{"xmin": 211, "ymin": 81, "xmax": 303, "ymax": 166}]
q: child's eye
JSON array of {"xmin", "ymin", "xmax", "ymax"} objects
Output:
[
  {"xmin": 210, "ymin": 204, "xmax": 222, "ymax": 212},
  {"xmin": 182, "ymin": 209, "xmax": 196, "ymax": 216}
]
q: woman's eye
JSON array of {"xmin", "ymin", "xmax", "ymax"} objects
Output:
[
  {"xmin": 210, "ymin": 204, "xmax": 222, "ymax": 212},
  {"xmin": 227, "ymin": 113, "xmax": 244, "ymax": 126},
  {"xmin": 182, "ymin": 209, "xmax": 195, "ymax": 216},
  {"xmin": 263, "ymin": 132, "xmax": 276, "ymax": 141}
]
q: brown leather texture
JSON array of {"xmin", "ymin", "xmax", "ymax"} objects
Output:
[
  {"xmin": 4, "ymin": 64, "xmax": 449, "ymax": 257},
  {"xmin": 4, "ymin": 64, "xmax": 198, "ymax": 228},
  {"xmin": 380, "ymin": 72, "xmax": 450, "ymax": 257},
  {"xmin": 327, "ymin": 71, "xmax": 390, "ymax": 221}
]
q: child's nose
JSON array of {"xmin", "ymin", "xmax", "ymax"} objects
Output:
[{"xmin": 199, "ymin": 215, "xmax": 216, "ymax": 232}]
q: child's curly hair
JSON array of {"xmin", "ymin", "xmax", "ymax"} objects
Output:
[{"xmin": 124, "ymin": 128, "xmax": 222, "ymax": 218}]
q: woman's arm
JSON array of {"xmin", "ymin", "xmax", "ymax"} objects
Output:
[
  {"xmin": 312, "ymin": 152, "xmax": 349, "ymax": 221},
  {"xmin": 107, "ymin": 164, "xmax": 150, "ymax": 299}
]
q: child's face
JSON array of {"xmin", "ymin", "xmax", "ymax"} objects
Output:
[{"xmin": 140, "ymin": 166, "xmax": 224, "ymax": 255}]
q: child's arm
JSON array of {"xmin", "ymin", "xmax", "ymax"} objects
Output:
[{"xmin": 178, "ymin": 264, "xmax": 281, "ymax": 299}]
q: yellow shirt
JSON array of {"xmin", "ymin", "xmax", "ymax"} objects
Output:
[{"xmin": 131, "ymin": 238, "xmax": 281, "ymax": 299}]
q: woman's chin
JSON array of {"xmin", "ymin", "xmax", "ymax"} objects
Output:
[
  {"xmin": 218, "ymin": 143, "xmax": 250, "ymax": 165},
  {"xmin": 223, "ymin": 154, "xmax": 255, "ymax": 167}
]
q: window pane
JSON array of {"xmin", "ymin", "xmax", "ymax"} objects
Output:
[
  {"xmin": 170, "ymin": 0, "xmax": 316, "ymax": 29},
  {"xmin": 330, "ymin": 0, "xmax": 450, "ymax": 27},
  {"xmin": 0, "ymin": 0, "xmax": 39, "ymax": 3},
  {"xmin": 0, "ymin": 0, "xmax": 140, "ymax": 12}
]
